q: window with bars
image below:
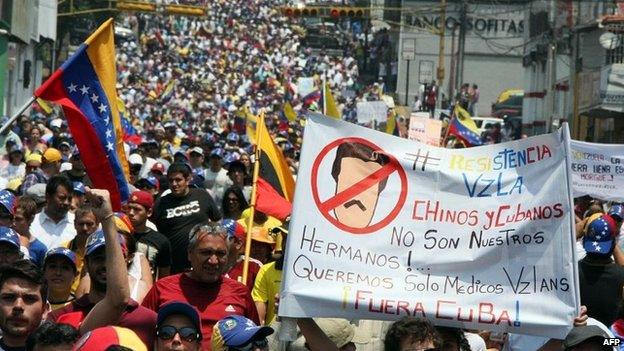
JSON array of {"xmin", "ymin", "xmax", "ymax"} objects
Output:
[{"xmin": 606, "ymin": 33, "xmax": 624, "ymax": 64}]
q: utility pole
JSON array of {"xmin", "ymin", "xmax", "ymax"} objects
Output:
[
  {"xmin": 546, "ymin": 0, "xmax": 557, "ymax": 132},
  {"xmin": 436, "ymin": 0, "xmax": 447, "ymax": 109},
  {"xmin": 457, "ymin": 1, "xmax": 467, "ymax": 88}
]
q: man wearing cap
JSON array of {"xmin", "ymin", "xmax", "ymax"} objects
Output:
[
  {"xmin": 212, "ymin": 315, "xmax": 273, "ymax": 351},
  {"xmin": 563, "ymin": 325, "xmax": 615, "ymax": 351},
  {"xmin": 136, "ymin": 175, "xmax": 161, "ymax": 197},
  {"xmin": 43, "ymin": 247, "xmax": 78, "ymax": 310},
  {"xmin": 71, "ymin": 181, "xmax": 86, "ymax": 212},
  {"xmin": 152, "ymin": 162, "xmax": 221, "ymax": 273},
  {"xmin": 29, "ymin": 175, "xmax": 77, "ymax": 250},
  {"xmin": 125, "ymin": 190, "xmax": 172, "ymax": 279},
  {"xmin": 49, "ymin": 188, "xmax": 157, "ymax": 346},
  {"xmin": 155, "ymin": 301, "xmax": 202, "ymax": 351},
  {"xmin": 221, "ymin": 219, "xmax": 262, "ymax": 287},
  {"xmin": 579, "ymin": 214, "xmax": 624, "ymax": 326},
  {"xmin": 205, "ymin": 148, "xmax": 229, "ymax": 200},
  {"xmin": 189, "ymin": 146, "xmax": 206, "ymax": 177},
  {"xmin": 22, "ymin": 148, "xmax": 62, "ymax": 193},
  {"xmin": 0, "ymin": 226, "xmax": 24, "ymax": 265}
]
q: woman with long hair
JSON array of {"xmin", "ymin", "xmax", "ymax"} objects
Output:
[{"xmin": 221, "ymin": 186, "xmax": 249, "ymax": 220}]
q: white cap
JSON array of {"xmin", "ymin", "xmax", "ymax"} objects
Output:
[{"xmin": 128, "ymin": 153, "xmax": 143, "ymax": 165}]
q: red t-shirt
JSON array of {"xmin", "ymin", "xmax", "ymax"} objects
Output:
[
  {"xmin": 224, "ymin": 256, "xmax": 262, "ymax": 288},
  {"xmin": 47, "ymin": 295, "xmax": 157, "ymax": 347},
  {"xmin": 142, "ymin": 273, "xmax": 260, "ymax": 350}
]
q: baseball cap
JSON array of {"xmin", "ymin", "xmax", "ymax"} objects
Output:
[
  {"xmin": 0, "ymin": 190, "xmax": 16, "ymax": 216},
  {"xmin": 221, "ymin": 219, "xmax": 245, "ymax": 241},
  {"xmin": 190, "ymin": 146, "xmax": 204, "ymax": 156},
  {"xmin": 151, "ymin": 162, "xmax": 165, "ymax": 174},
  {"xmin": 72, "ymin": 326, "xmax": 147, "ymax": 351},
  {"xmin": 50, "ymin": 118, "xmax": 63, "ymax": 129},
  {"xmin": 251, "ymin": 227, "xmax": 275, "ymax": 246},
  {"xmin": 157, "ymin": 301, "xmax": 202, "ymax": 333},
  {"xmin": 140, "ymin": 175, "xmax": 160, "ymax": 190},
  {"xmin": 227, "ymin": 133, "xmax": 240, "ymax": 142},
  {"xmin": 211, "ymin": 315, "xmax": 273, "ymax": 349},
  {"xmin": 85, "ymin": 230, "xmax": 127, "ymax": 256},
  {"xmin": 25, "ymin": 184, "xmax": 46, "ymax": 205},
  {"xmin": 609, "ymin": 204, "xmax": 624, "ymax": 221},
  {"xmin": 128, "ymin": 153, "xmax": 144, "ymax": 166},
  {"xmin": 563, "ymin": 325, "xmax": 609, "ymax": 349},
  {"xmin": 174, "ymin": 150, "xmax": 189, "ymax": 161},
  {"xmin": 43, "ymin": 148, "xmax": 62, "ymax": 163},
  {"xmin": 314, "ymin": 319, "xmax": 366, "ymax": 348},
  {"xmin": 224, "ymin": 152, "xmax": 241, "ymax": 164},
  {"xmin": 210, "ymin": 148, "xmax": 225, "ymax": 158},
  {"xmin": 0, "ymin": 227, "xmax": 20, "ymax": 249},
  {"xmin": 128, "ymin": 190, "xmax": 154, "ymax": 210},
  {"xmin": 44, "ymin": 247, "xmax": 78, "ymax": 270},
  {"xmin": 25, "ymin": 153, "xmax": 42, "ymax": 165},
  {"xmin": 583, "ymin": 215, "xmax": 616, "ymax": 255},
  {"xmin": 72, "ymin": 181, "xmax": 86, "ymax": 195}
]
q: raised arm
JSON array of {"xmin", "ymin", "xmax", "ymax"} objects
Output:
[{"xmin": 79, "ymin": 188, "xmax": 130, "ymax": 334}]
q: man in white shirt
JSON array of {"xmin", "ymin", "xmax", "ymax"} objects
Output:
[{"xmin": 30, "ymin": 175, "xmax": 76, "ymax": 249}]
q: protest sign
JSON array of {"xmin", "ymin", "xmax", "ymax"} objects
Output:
[
  {"xmin": 280, "ymin": 114, "xmax": 579, "ymax": 338},
  {"xmin": 356, "ymin": 101, "xmax": 388, "ymax": 124},
  {"xmin": 409, "ymin": 113, "xmax": 442, "ymax": 146},
  {"xmin": 570, "ymin": 140, "xmax": 624, "ymax": 201},
  {"xmin": 298, "ymin": 77, "xmax": 315, "ymax": 98}
]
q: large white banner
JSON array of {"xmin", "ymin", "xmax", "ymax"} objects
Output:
[
  {"xmin": 280, "ymin": 115, "xmax": 580, "ymax": 338},
  {"xmin": 570, "ymin": 140, "xmax": 624, "ymax": 201},
  {"xmin": 356, "ymin": 101, "xmax": 388, "ymax": 124}
]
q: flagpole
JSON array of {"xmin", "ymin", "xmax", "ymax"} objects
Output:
[
  {"xmin": 0, "ymin": 96, "xmax": 36, "ymax": 136},
  {"xmin": 322, "ymin": 72, "xmax": 327, "ymax": 116},
  {"xmin": 242, "ymin": 112, "xmax": 264, "ymax": 286}
]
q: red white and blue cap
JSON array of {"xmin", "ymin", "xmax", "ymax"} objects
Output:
[
  {"xmin": 0, "ymin": 190, "xmax": 16, "ymax": 216},
  {"xmin": 0, "ymin": 227, "xmax": 20, "ymax": 249},
  {"xmin": 583, "ymin": 215, "xmax": 617, "ymax": 255},
  {"xmin": 221, "ymin": 219, "xmax": 245, "ymax": 241},
  {"xmin": 72, "ymin": 181, "xmax": 86, "ymax": 195},
  {"xmin": 608, "ymin": 204, "xmax": 624, "ymax": 221},
  {"xmin": 211, "ymin": 315, "xmax": 273, "ymax": 349},
  {"xmin": 44, "ymin": 247, "xmax": 78, "ymax": 268},
  {"xmin": 85, "ymin": 230, "xmax": 127, "ymax": 256}
]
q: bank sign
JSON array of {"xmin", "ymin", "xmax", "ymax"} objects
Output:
[{"xmin": 403, "ymin": 2, "xmax": 524, "ymax": 36}]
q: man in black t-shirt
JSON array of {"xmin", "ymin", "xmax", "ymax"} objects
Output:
[
  {"xmin": 152, "ymin": 163, "xmax": 221, "ymax": 273},
  {"xmin": 125, "ymin": 190, "xmax": 172, "ymax": 279},
  {"xmin": 578, "ymin": 214, "xmax": 624, "ymax": 327}
]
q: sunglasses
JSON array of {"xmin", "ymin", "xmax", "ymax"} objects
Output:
[
  {"xmin": 156, "ymin": 325, "xmax": 201, "ymax": 343},
  {"xmin": 229, "ymin": 338, "xmax": 268, "ymax": 351}
]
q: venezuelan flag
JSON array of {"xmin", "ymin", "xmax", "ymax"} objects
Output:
[
  {"xmin": 448, "ymin": 105, "xmax": 483, "ymax": 147},
  {"xmin": 35, "ymin": 18, "xmax": 130, "ymax": 210},
  {"xmin": 161, "ymin": 80, "xmax": 175, "ymax": 103}
]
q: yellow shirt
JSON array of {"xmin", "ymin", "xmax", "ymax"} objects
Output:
[
  {"xmin": 62, "ymin": 239, "xmax": 85, "ymax": 294},
  {"xmin": 251, "ymin": 261, "xmax": 282, "ymax": 325}
]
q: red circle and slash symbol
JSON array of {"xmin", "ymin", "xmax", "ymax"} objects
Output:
[{"xmin": 310, "ymin": 137, "xmax": 408, "ymax": 234}]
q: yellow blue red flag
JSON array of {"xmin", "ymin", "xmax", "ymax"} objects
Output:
[{"xmin": 34, "ymin": 18, "xmax": 130, "ymax": 210}]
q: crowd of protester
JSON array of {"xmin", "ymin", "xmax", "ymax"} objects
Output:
[{"xmin": 0, "ymin": 0, "xmax": 618, "ymax": 349}]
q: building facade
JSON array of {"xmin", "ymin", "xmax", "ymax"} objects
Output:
[{"xmin": 395, "ymin": 0, "xmax": 525, "ymax": 114}]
